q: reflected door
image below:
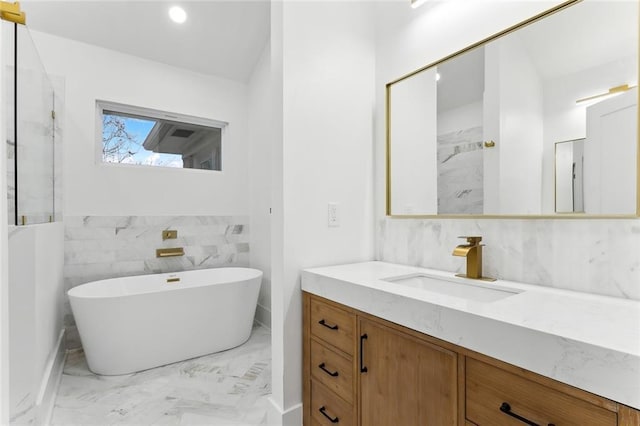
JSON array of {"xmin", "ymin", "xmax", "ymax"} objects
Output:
[{"xmin": 584, "ymin": 88, "xmax": 638, "ymax": 214}]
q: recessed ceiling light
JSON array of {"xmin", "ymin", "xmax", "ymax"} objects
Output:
[
  {"xmin": 169, "ymin": 6, "xmax": 187, "ymax": 24},
  {"xmin": 411, "ymin": 0, "xmax": 429, "ymax": 9}
]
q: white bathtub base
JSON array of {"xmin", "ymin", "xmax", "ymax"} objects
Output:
[{"xmin": 68, "ymin": 268, "xmax": 262, "ymax": 376}]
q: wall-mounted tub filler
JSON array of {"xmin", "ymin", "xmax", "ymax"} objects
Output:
[
  {"xmin": 452, "ymin": 236, "xmax": 496, "ymax": 282},
  {"xmin": 156, "ymin": 247, "xmax": 184, "ymax": 257}
]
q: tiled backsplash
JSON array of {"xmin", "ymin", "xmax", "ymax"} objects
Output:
[
  {"xmin": 378, "ymin": 218, "xmax": 640, "ymax": 300},
  {"xmin": 64, "ymin": 215, "xmax": 250, "ymax": 348}
]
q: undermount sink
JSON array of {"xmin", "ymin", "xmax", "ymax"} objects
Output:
[{"xmin": 382, "ymin": 273, "xmax": 522, "ymax": 302}]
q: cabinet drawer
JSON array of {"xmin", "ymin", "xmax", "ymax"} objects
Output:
[
  {"xmin": 310, "ymin": 339, "xmax": 354, "ymax": 404},
  {"xmin": 311, "ymin": 380, "xmax": 355, "ymax": 426},
  {"xmin": 466, "ymin": 358, "xmax": 617, "ymax": 426},
  {"xmin": 310, "ymin": 298, "xmax": 355, "ymax": 355}
]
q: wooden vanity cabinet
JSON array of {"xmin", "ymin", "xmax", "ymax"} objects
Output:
[
  {"xmin": 465, "ymin": 357, "xmax": 617, "ymax": 426},
  {"xmin": 302, "ymin": 292, "xmax": 640, "ymax": 426},
  {"xmin": 305, "ymin": 295, "xmax": 358, "ymax": 426},
  {"xmin": 359, "ymin": 318, "xmax": 458, "ymax": 425},
  {"xmin": 304, "ymin": 293, "xmax": 458, "ymax": 425}
]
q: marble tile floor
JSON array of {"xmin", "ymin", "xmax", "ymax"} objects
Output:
[{"xmin": 51, "ymin": 325, "xmax": 271, "ymax": 426}]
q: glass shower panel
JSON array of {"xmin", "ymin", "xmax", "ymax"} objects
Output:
[
  {"xmin": 4, "ymin": 21, "xmax": 16, "ymax": 225},
  {"xmin": 11, "ymin": 24, "xmax": 55, "ymax": 225}
]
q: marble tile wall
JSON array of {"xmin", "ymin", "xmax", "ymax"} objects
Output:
[
  {"xmin": 378, "ymin": 218, "xmax": 640, "ymax": 300},
  {"xmin": 10, "ymin": 35, "xmax": 56, "ymax": 224},
  {"xmin": 64, "ymin": 215, "xmax": 250, "ymax": 348},
  {"xmin": 6, "ymin": 52, "xmax": 16, "ymax": 225},
  {"xmin": 437, "ymin": 126, "xmax": 484, "ymax": 214},
  {"xmin": 52, "ymin": 76, "xmax": 64, "ymax": 222},
  {"xmin": 7, "ymin": 136, "xmax": 15, "ymax": 225}
]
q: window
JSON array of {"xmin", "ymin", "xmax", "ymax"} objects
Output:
[{"xmin": 98, "ymin": 101, "xmax": 225, "ymax": 171}]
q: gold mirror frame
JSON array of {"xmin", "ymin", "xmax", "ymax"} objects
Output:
[{"xmin": 385, "ymin": 0, "xmax": 640, "ymax": 219}]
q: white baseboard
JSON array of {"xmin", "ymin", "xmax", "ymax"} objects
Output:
[
  {"xmin": 255, "ymin": 303, "xmax": 271, "ymax": 329},
  {"xmin": 36, "ymin": 329, "xmax": 66, "ymax": 426},
  {"xmin": 267, "ymin": 398, "xmax": 302, "ymax": 426}
]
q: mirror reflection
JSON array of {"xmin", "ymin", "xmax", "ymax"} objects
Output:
[
  {"xmin": 387, "ymin": 0, "xmax": 639, "ymax": 217},
  {"xmin": 555, "ymin": 139, "xmax": 584, "ymax": 213}
]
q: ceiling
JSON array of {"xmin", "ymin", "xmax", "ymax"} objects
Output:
[
  {"xmin": 437, "ymin": 46, "xmax": 484, "ymax": 112},
  {"xmin": 21, "ymin": 1, "xmax": 271, "ymax": 82},
  {"xmin": 428, "ymin": 0, "xmax": 638, "ymax": 112},
  {"xmin": 518, "ymin": 0, "xmax": 638, "ymax": 81}
]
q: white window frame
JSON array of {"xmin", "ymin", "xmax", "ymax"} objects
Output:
[{"xmin": 95, "ymin": 100, "xmax": 227, "ymax": 171}]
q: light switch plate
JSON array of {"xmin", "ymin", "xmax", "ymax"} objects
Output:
[{"xmin": 328, "ymin": 203, "xmax": 339, "ymax": 227}]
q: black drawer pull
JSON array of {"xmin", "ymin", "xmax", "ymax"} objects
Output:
[
  {"xmin": 318, "ymin": 362, "xmax": 339, "ymax": 377},
  {"xmin": 318, "ymin": 319, "xmax": 339, "ymax": 330},
  {"xmin": 319, "ymin": 406, "xmax": 339, "ymax": 423},
  {"xmin": 360, "ymin": 333, "xmax": 368, "ymax": 373},
  {"xmin": 500, "ymin": 402, "xmax": 555, "ymax": 426}
]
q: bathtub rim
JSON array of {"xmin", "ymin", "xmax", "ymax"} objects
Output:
[{"xmin": 67, "ymin": 267, "xmax": 262, "ymax": 299}]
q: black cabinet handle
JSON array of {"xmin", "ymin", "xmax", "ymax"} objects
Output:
[
  {"xmin": 318, "ymin": 319, "xmax": 339, "ymax": 330},
  {"xmin": 499, "ymin": 402, "xmax": 555, "ymax": 426},
  {"xmin": 360, "ymin": 333, "xmax": 368, "ymax": 373},
  {"xmin": 318, "ymin": 362, "xmax": 339, "ymax": 377},
  {"xmin": 319, "ymin": 406, "xmax": 339, "ymax": 423}
]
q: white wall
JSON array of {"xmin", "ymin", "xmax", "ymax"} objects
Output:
[
  {"xmin": 248, "ymin": 43, "xmax": 272, "ymax": 328},
  {"xmin": 483, "ymin": 45, "xmax": 501, "ymax": 213},
  {"xmin": 8, "ymin": 223, "xmax": 64, "ymax": 425},
  {"xmin": 270, "ymin": 1, "xmax": 375, "ymax": 422},
  {"xmin": 0, "ymin": 21, "xmax": 10, "ymax": 426},
  {"xmin": 495, "ymin": 34, "xmax": 544, "ymax": 215},
  {"xmin": 484, "ymin": 34, "xmax": 545, "ymax": 215},
  {"xmin": 390, "ymin": 69, "xmax": 437, "ymax": 215},
  {"xmin": 30, "ymin": 31, "xmax": 250, "ymax": 217},
  {"xmin": 7, "ymin": 229, "xmax": 34, "ymax": 425},
  {"xmin": 269, "ymin": 1, "xmax": 285, "ymax": 420}
]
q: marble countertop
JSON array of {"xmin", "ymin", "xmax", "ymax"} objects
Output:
[{"xmin": 301, "ymin": 261, "xmax": 640, "ymax": 409}]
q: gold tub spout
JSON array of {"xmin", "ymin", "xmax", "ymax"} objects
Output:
[
  {"xmin": 452, "ymin": 236, "xmax": 495, "ymax": 282},
  {"xmin": 156, "ymin": 247, "xmax": 185, "ymax": 258}
]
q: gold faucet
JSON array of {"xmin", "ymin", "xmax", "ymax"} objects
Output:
[{"xmin": 452, "ymin": 236, "xmax": 495, "ymax": 282}]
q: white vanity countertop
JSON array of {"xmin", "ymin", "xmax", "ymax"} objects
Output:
[{"xmin": 301, "ymin": 261, "xmax": 640, "ymax": 409}]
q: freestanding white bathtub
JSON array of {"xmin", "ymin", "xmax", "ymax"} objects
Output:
[{"xmin": 68, "ymin": 267, "xmax": 262, "ymax": 375}]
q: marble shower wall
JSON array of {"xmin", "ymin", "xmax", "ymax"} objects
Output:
[
  {"xmin": 378, "ymin": 218, "xmax": 640, "ymax": 300},
  {"xmin": 64, "ymin": 215, "xmax": 250, "ymax": 348},
  {"xmin": 7, "ymin": 130, "xmax": 15, "ymax": 225},
  {"xmin": 437, "ymin": 126, "xmax": 484, "ymax": 214}
]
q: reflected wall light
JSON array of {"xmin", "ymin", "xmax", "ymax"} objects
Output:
[{"xmin": 576, "ymin": 84, "xmax": 636, "ymax": 104}]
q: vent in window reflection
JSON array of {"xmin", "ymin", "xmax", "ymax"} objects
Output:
[{"xmin": 100, "ymin": 106, "xmax": 223, "ymax": 171}]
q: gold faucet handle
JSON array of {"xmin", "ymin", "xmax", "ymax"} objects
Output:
[{"xmin": 458, "ymin": 236, "xmax": 482, "ymax": 245}]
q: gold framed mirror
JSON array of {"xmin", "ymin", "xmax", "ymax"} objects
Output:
[{"xmin": 386, "ymin": 0, "xmax": 639, "ymax": 218}]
